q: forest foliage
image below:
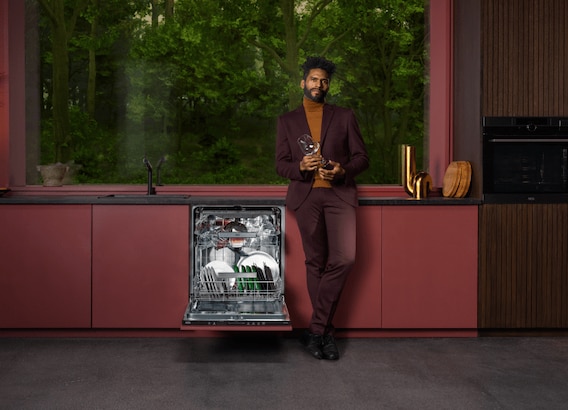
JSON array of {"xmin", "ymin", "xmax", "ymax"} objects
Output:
[{"xmin": 35, "ymin": 0, "xmax": 426, "ymax": 185}]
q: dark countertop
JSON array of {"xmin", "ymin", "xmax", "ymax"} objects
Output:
[
  {"xmin": 361, "ymin": 196, "xmax": 481, "ymax": 205},
  {"xmin": 0, "ymin": 194, "xmax": 481, "ymax": 206}
]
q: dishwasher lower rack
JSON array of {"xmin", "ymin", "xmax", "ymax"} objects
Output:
[{"xmin": 183, "ymin": 272, "xmax": 290, "ymax": 325}]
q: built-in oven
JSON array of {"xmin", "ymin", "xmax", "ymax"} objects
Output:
[
  {"xmin": 483, "ymin": 116, "xmax": 568, "ymax": 203},
  {"xmin": 182, "ymin": 203, "xmax": 292, "ymax": 330}
]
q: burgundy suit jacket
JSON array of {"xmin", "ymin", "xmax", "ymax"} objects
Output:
[{"xmin": 276, "ymin": 103, "xmax": 369, "ymax": 210}]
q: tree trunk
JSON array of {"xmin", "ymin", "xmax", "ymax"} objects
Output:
[
  {"xmin": 51, "ymin": 2, "xmax": 72, "ymax": 163},
  {"xmin": 151, "ymin": 0, "xmax": 159, "ymax": 27},
  {"xmin": 280, "ymin": 0, "xmax": 299, "ymax": 110},
  {"xmin": 87, "ymin": 0, "xmax": 99, "ymax": 117},
  {"xmin": 165, "ymin": 0, "xmax": 174, "ymax": 21},
  {"xmin": 38, "ymin": 0, "xmax": 89, "ymax": 163}
]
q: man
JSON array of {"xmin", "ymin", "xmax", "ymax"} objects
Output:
[{"xmin": 275, "ymin": 56, "xmax": 369, "ymax": 360}]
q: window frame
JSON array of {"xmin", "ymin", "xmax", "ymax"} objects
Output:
[{"xmin": 0, "ymin": 0, "xmax": 452, "ymax": 197}]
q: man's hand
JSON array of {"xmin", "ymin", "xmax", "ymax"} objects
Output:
[
  {"xmin": 300, "ymin": 155, "xmax": 324, "ymax": 172},
  {"xmin": 318, "ymin": 160, "xmax": 345, "ymax": 181}
]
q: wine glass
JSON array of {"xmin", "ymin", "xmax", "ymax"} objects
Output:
[
  {"xmin": 297, "ymin": 134, "xmax": 320, "ymax": 156},
  {"xmin": 297, "ymin": 134, "xmax": 330, "ymax": 168}
]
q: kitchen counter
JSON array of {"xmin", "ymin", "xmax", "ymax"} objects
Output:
[
  {"xmin": 0, "ymin": 190, "xmax": 479, "ymax": 335},
  {"xmin": 0, "ymin": 194, "xmax": 481, "ymax": 205},
  {"xmin": 361, "ymin": 196, "xmax": 481, "ymax": 205}
]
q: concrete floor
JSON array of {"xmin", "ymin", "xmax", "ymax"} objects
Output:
[{"xmin": 1, "ymin": 335, "xmax": 568, "ymax": 410}]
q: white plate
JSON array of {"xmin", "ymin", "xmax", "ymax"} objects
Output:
[
  {"xmin": 204, "ymin": 261, "xmax": 236, "ymax": 290},
  {"xmin": 205, "ymin": 260, "xmax": 234, "ymax": 275},
  {"xmin": 208, "ymin": 247, "xmax": 236, "ymax": 265},
  {"xmin": 237, "ymin": 251, "xmax": 279, "ymax": 282},
  {"xmin": 199, "ymin": 267, "xmax": 214, "ymax": 295}
]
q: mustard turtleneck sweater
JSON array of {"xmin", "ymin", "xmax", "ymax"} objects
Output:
[{"xmin": 303, "ymin": 97, "xmax": 331, "ymax": 188}]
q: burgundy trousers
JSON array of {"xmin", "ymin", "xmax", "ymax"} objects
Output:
[{"xmin": 293, "ymin": 188, "xmax": 357, "ymax": 335}]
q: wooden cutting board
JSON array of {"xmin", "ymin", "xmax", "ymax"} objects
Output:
[
  {"xmin": 454, "ymin": 161, "xmax": 472, "ymax": 198},
  {"xmin": 442, "ymin": 162, "xmax": 461, "ymax": 197}
]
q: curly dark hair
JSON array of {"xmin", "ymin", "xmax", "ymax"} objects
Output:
[{"xmin": 301, "ymin": 56, "xmax": 337, "ymax": 80}]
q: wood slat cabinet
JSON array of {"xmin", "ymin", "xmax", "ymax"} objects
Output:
[{"xmin": 479, "ymin": 204, "xmax": 568, "ymax": 328}]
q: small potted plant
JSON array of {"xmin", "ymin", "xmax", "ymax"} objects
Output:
[{"xmin": 36, "ymin": 163, "xmax": 68, "ymax": 186}]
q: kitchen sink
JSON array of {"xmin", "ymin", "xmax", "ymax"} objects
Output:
[
  {"xmin": 101, "ymin": 194, "xmax": 190, "ymax": 198},
  {"xmin": 97, "ymin": 194, "xmax": 190, "ymax": 202}
]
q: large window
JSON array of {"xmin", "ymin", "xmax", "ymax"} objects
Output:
[{"xmin": 26, "ymin": 0, "xmax": 426, "ymax": 185}]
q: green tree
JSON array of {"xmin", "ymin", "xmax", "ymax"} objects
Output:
[
  {"xmin": 323, "ymin": 0, "xmax": 426, "ymax": 183},
  {"xmin": 38, "ymin": 0, "xmax": 90, "ymax": 163},
  {"xmin": 125, "ymin": 0, "xmax": 283, "ymax": 181},
  {"xmin": 35, "ymin": 0, "xmax": 426, "ymax": 185},
  {"xmin": 78, "ymin": 0, "xmax": 143, "ymax": 117},
  {"xmin": 215, "ymin": 0, "xmax": 342, "ymax": 109}
]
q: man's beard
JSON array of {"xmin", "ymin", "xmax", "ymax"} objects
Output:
[{"xmin": 303, "ymin": 85, "xmax": 327, "ymax": 103}]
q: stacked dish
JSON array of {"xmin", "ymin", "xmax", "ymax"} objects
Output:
[
  {"xmin": 442, "ymin": 161, "xmax": 472, "ymax": 198},
  {"xmin": 203, "ymin": 251, "xmax": 279, "ymax": 294}
]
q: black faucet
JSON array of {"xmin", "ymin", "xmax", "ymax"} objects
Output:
[
  {"xmin": 143, "ymin": 156, "xmax": 156, "ymax": 195},
  {"xmin": 156, "ymin": 156, "xmax": 167, "ymax": 186}
]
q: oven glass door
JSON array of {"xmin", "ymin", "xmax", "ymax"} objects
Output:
[{"xmin": 484, "ymin": 140, "xmax": 568, "ymax": 194}]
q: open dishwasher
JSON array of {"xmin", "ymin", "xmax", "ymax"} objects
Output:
[{"xmin": 182, "ymin": 204, "xmax": 291, "ymax": 328}]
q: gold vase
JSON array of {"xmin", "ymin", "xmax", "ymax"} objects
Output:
[
  {"xmin": 401, "ymin": 144, "xmax": 416, "ymax": 197},
  {"xmin": 401, "ymin": 145, "xmax": 432, "ymax": 199},
  {"xmin": 413, "ymin": 171, "xmax": 433, "ymax": 199}
]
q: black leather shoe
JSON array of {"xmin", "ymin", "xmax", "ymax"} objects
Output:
[
  {"xmin": 301, "ymin": 331, "xmax": 323, "ymax": 360},
  {"xmin": 321, "ymin": 334, "xmax": 339, "ymax": 360}
]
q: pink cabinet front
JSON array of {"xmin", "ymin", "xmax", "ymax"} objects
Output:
[
  {"xmin": 0, "ymin": 205, "xmax": 92, "ymax": 328},
  {"xmin": 92, "ymin": 205, "xmax": 189, "ymax": 328},
  {"xmin": 381, "ymin": 206, "xmax": 478, "ymax": 329},
  {"xmin": 334, "ymin": 206, "xmax": 382, "ymax": 328},
  {"xmin": 284, "ymin": 206, "xmax": 382, "ymax": 329}
]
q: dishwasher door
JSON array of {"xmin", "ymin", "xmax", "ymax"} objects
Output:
[{"xmin": 182, "ymin": 204, "xmax": 291, "ymax": 329}]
